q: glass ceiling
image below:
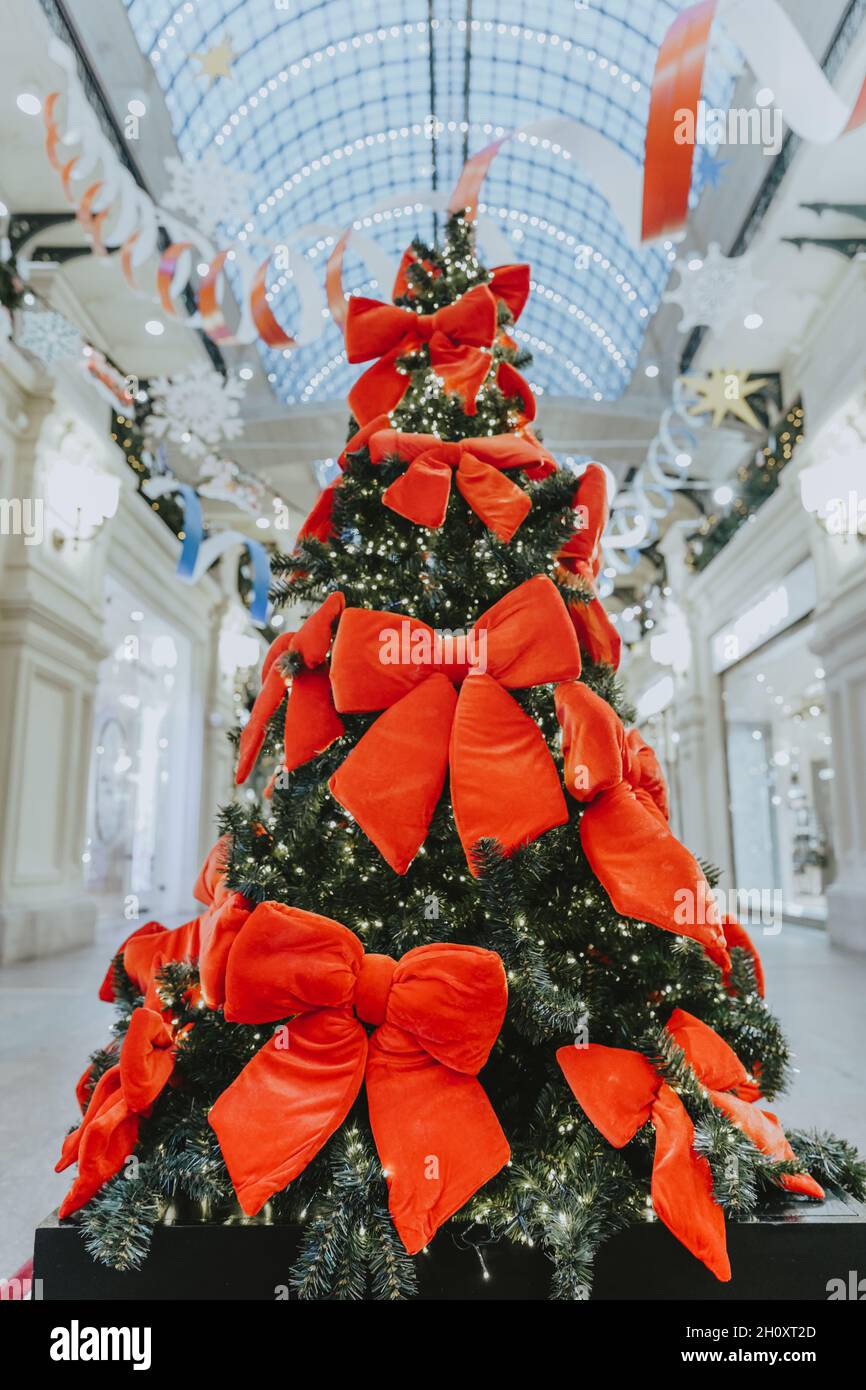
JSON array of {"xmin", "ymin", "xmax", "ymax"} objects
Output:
[{"xmin": 122, "ymin": 0, "xmax": 739, "ymax": 405}]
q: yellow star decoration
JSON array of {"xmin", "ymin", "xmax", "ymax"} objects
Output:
[
  {"xmin": 680, "ymin": 366, "xmax": 769, "ymax": 430},
  {"xmin": 191, "ymin": 37, "xmax": 237, "ymax": 84}
]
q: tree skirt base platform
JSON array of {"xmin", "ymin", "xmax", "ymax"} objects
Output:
[{"xmin": 33, "ymin": 1191, "xmax": 866, "ymax": 1300}]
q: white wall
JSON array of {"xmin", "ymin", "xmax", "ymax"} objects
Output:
[{"xmin": 0, "ymin": 349, "xmax": 236, "ymax": 961}]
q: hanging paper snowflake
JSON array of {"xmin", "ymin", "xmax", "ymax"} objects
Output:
[
  {"xmin": 162, "ymin": 149, "xmax": 254, "ymax": 238},
  {"xmin": 663, "ymin": 243, "xmax": 767, "ymax": 335},
  {"xmin": 147, "ymin": 363, "xmax": 246, "ymax": 460},
  {"xmin": 15, "ymin": 308, "xmax": 82, "ymax": 366}
]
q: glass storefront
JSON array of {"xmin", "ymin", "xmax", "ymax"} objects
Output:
[
  {"xmin": 82, "ymin": 575, "xmax": 193, "ymax": 923},
  {"xmin": 721, "ymin": 620, "xmax": 836, "ymax": 925}
]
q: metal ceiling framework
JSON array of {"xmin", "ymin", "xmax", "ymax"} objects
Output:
[{"xmin": 121, "ymin": 0, "xmax": 738, "ymax": 406}]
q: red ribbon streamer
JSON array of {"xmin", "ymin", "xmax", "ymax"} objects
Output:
[
  {"xmin": 641, "ymin": 0, "xmax": 717, "ymax": 241},
  {"xmin": 157, "ymin": 241, "xmax": 194, "ymax": 316},
  {"xmin": 197, "ymin": 249, "xmax": 234, "ymax": 343},
  {"xmin": 249, "ymin": 252, "xmax": 298, "ymax": 349}
]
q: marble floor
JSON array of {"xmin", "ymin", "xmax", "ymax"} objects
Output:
[{"xmin": 1, "ymin": 919, "xmax": 864, "ymax": 1280}]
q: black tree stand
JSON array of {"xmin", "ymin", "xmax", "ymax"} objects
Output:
[{"xmin": 33, "ymin": 1190, "xmax": 866, "ymax": 1300}]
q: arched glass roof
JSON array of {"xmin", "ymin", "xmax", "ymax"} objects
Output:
[{"xmin": 123, "ymin": 0, "xmax": 739, "ymax": 404}]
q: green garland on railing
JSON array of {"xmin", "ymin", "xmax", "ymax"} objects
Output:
[{"xmin": 686, "ymin": 401, "xmax": 805, "ymax": 572}]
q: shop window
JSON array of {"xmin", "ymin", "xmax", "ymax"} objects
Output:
[
  {"xmin": 721, "ymin": 622, "xmax": 836, "ymax": 925},
  {"xmin": 83, "ymin": 576, "xmax": 194, "ymax": 923}
]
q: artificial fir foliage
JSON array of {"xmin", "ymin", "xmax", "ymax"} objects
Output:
[{"xmin": 57, "ymin": 214, "xmax": 863, "ymax": 1299}]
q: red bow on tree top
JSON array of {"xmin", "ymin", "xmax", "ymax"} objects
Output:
[
  {"xmin": 366, "ymin": 427, "xmax": 556, "ymax": 541},
  {"xmin": 345, "ymin": 264, "xmax": 531, "ymax": 425},
  {"xmin": 326, "ymin": 575, "xmax": 580, "ymax": 874},
  {"xmin": 555, "ymin": 681, "xmax": 729, "ymax": 961},
  {"xmin": 557, "ymin": 463, "xmax": 621, "ymax": 669},
  {"xmin": 557, "ymin": 1008, "xmax": 824, "ymax": 1281},
  {"xmin": 209, "ymin": 902, "xmax": 509, "ymax": 1254}
]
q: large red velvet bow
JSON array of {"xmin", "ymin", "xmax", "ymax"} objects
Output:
[
  {"xmin": 208, "ymin": 902, "xmax": 509, "ymax": 1254},
  {"xmin": 557, "ymin": 464, "xmax": 621, "ymax": 669},
  {"xmin": 557, "ymin": 1008, "xmax": 824, "ymax": 1281},
  {"xmin": 235, "ymin": 592, "xmax": 346, "ymax": 786},
  {"xmin": 555, "ymin": 681, "xmax": 729, "ymax": 959},
  {"xmin": 345, "ymin": 264, "xmax": 530, "ymax": 425},
  {"xmin": 298, "ymin": 411, "xmax": 551, "ymax": 545},
  {"xmin": 366, "ymin": 428, "xmax": 555, "ymax": 541},
  {"xmin": 326, "ymin": 575, "xmax": 580, "ymax": 874},
  {"xmin": 56, "ymin": 1006, "xmax": 180, "ymax": 1218}
]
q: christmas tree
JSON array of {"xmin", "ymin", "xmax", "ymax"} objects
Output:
[{"xmin": 56, "ymin": 215, "xmax": 864, "ymax": 1299}]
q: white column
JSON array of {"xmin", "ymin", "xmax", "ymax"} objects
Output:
[
  {"xmin": 658, "ymin": 523, "xmax": 727, "ymax": 872},
  {"xmin": 196, "ymin": 579, "xmax": 249, "ymax": 867},
  {"xmin": 811, "ymin": 568, "xmax": 866, "ymax": 951},
  {"xmin": 0, "ymin": 351, "xmax": 230, "ymax": 956},
  {"xmin": 0, "ymin": 367, "xmax": 114, "ymax": 961},
  {"xmin": 789, "ymin": 395, "xmax": 866, "ymax": 951}
]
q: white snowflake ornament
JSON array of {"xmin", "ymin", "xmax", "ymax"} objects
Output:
[
  {"xmin": 162, "ymin": 150, "xmax": 254, "ymax": 238},
  {"xmin": 16, "ymin": 308, "xmax": 82, "ymax": 366},
  {"xmin": 147, "ymin": 363, "xmax": 246, "ymax": 460},
  {"xmin": 663, "ymin": 243, "xmax": 767, "ymax": 335}
]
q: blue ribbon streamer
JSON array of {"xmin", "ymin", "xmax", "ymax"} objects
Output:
[{"xmin": 172, "ymin": 483, "xmax": 270, "ymax": 626}]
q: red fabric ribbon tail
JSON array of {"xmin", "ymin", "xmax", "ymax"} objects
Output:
[
  {"xmin": 556, "ymin": 1041, "xmax": 730, "ymax": 1282},
  {"xmin": 348, "ymin": 347, "xmax": 409, "ymax": 426},
  {"xmin": 236, "ymin": 662, "xmax": 289, "ymax": 785},
  {"xmin": 382, "ymin": 455, "xmax": 453, "ymax": 528},
  {"xmin": 329, "ymin": 677, "xmax": 456, "ymax": 874},
  {"xmin": 298, "ymin": 483, "xmax": 339, "ymax": 544},
  {"xmin": 566, "ymin": 591, "xmax": 622, "ymax": 669},
  {"xmin": 210, "ymin": 1010, "xmax": 368, "ymax": 1216},
  {"xmin": 450, "ymin": 674, "xmax": 568, "ymax": 873},
  {"xmin": 367, "ymin": 1022, "xmax": 510, "ymax": 1254},
  {"xmin": 709, "ymin": 1091, "xmax": 825, "ymax": 1201},
  {"xmin": 496, "ymin": 360, "xmax": 536, "ymax": 421},
  {"xmin": 579, "ymin": 783, "xmax": 729, "ymax": 957},
  {"xmin": 283, "ymin": 666, "xmax": 345, "ymax": 773},
  {"xmin": 455, "ymin": 456, "xmax": 531, "ymax": 541},
  {"xmin": 650, "ymin": 1083, "xmax": 731, "ymax": 1281},
  {"xmin": 428, "ymin": 339, "xmax": 492, "ymax": 414}
]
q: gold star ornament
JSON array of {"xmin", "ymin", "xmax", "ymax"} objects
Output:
[
  {"xmin": 680, "ymin": 366, "xmax": 769, "ymax": 430},
  {"xmin": 191, "ymin": 37, "xmax": 237, "ymax": 85}
]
